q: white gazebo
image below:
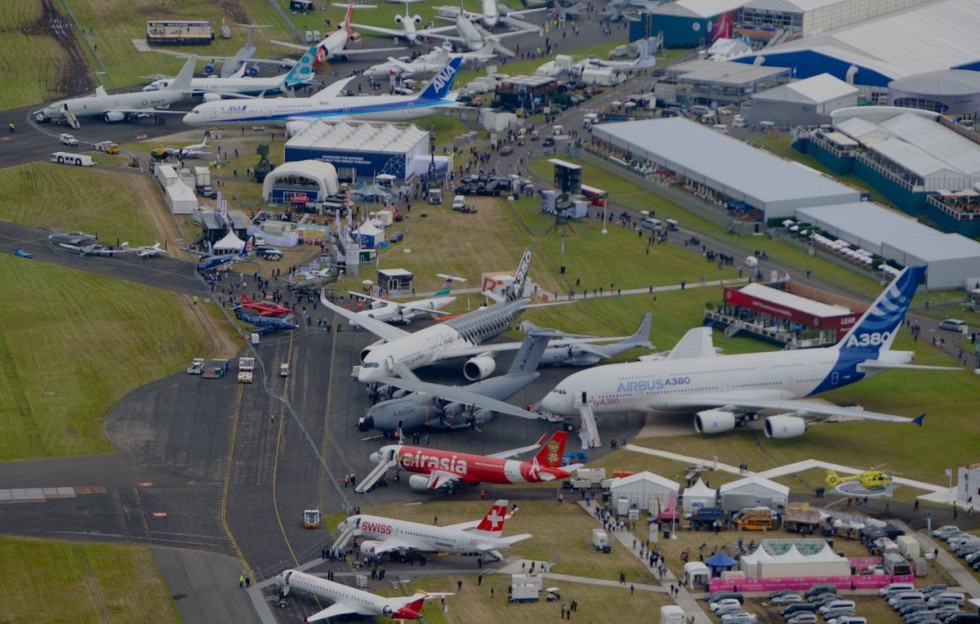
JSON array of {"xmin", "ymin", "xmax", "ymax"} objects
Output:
[
  {"xmin": 682, "ymin": 478, "xmax": 717, "ymax": 513},
  {"xmin": 683, "ymin": 561, "xmax": 711, "ymax": 589},
  {"xmin": 608, "ymin": 471, "xmax": 680, "ymax": 513},
  {"xmin": 212, "ymin": 230, "xmax": 246, "ymax": 254}
]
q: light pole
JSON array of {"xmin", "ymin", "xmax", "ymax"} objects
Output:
[{"xmin": 601, "ymin": 203, "xmax": 607, "ymax": 234}]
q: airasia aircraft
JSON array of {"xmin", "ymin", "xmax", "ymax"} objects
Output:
[
  {"xmin": 337, "ymin": 499, "xmax": 529, "ymax": 561},
  {"xmin": 240, "ymin": 294, "xmax": 292, "ymax": 317},
  {"xmin": 355, "ymin": 431, "xmax": 580, "ymax": 495}
]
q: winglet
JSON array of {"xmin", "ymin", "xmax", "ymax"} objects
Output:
[{"xmin": 913, "ymin": 413, "xmax": 925, "ymax": 427}]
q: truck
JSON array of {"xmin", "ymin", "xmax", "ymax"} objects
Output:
[
  {"xmin": 59, "ymin": 133, "xmax": 79, "ymax": 146},
  {"xmin": 426, "ymin": 187, "xmax": 443, "ymax": 205},
  {"xmin": 591, "ymin": 528, "xmax": 611, "ymax": 553},
  {"xmin": 570, "ymin": 468, "xmax": 606, "ymax": 490},
  {"xmin": 50, "ymin": 152, "xmax": 95, "ymax": 167},
  {"xmin": 92, "ymin": 141, "xmax": 120, "ymax": 154},
  {"xmin": 238, "ymin": 357, "xmax": 255, "ymax": 383},
  {"xmin": 508, "ymin": 574, "xmax": 541, "ymax": 603},
  {"xmin": 202, "ymin": 359, "xmax": 229, "ymax": 379},
  {"xmin": 689, "ymin": 507, "xmax": 731, "ymax": 531},
  {"xmin": 733, "ymin": 506, "xmax": 778, "ymax": 531},
  {"xmin": 193, "ymin": 166, "xmax": 211, "ymax": 188}
]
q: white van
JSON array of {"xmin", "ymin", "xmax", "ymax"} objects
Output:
[
  {"xmin": 928, "ymin": 592, "xmax": 964, "ymax": 606},
  {"xmin": 641, "ymin": 217, "xmax": 662, "ymax": 230},
  {"xmin": 819, "ymin": 600, "xmax": 854, "ymax": 616},
  {"xmin": 878, "ymin": 582, "xmax": 915, "ymax": 597},
  {"xmin": 938, "ymin": 318, "xmax": 966, "ymax": 332},
  {"xmin": 452, "ymin": 195, "xmax": 466, "ymax": 210}
]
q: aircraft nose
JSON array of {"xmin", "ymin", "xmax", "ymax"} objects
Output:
[
  {"xmin": 368, "ymin": 450, "xmax": 379, "ymax": 463},
  {"xmin": 360, "ymin": 416, "xmax": 375, "ymax": 432},
  {"xmin": 539, "ymin": 391, "xmax": 564, "ymax": 414}
]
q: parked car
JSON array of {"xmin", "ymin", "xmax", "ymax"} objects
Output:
[
  {"xmin": 59, "ymin": 133, "xmax": 79, "ymax": 146},
  {"xmin": 499, "ymin": 145, "xmax": 514, "ymax": 156},
  {"xmin": 14, "ymin": 248, "xmax": 33, "ymax": 258},
  {"xmin": 771, "ymin": 593, "xmax": 803, "ymax": 605},
  {"xmin": 255, "ymin": 245, "xmax": 283, "ymax": 261},
  {"xmin": 388, "ymin": 231, "xmax": 404, "ymax": 243},
  {"xmin": 186, "ymin": 358, "xmax": 206, "ymax": 375},
  {"xmin": 937, "ymin": 318, "xmax": 966, "ymax": 332}
]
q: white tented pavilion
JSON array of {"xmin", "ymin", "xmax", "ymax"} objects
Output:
[
  {"xmin": 719, "ymin": 475, "xmax": 789, "ymax": 510},
  {"xmin": 212, "ymin": 230, "xmax": 246, "ymax": 254},
  {"xmin": 682, "ymin": 478, "xmax": 717, "ymax": 513},
  {"xmin": 749, "ymin": 540, "xmax": 851, "ymax": 579},
  {"xmin": 684, "ymin": 561, "xmax": 711, "ymax": 589},
  {"xmin": 261, "ymin": 160, "xmax": 340, "ymax": 201},
  {"xmin": 608, "ymin": 471, "xmax": 680, "ymax": 513}
]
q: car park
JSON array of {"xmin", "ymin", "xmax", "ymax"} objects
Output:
[
  {"xmin": 819, "ymin": 600, "xmax": 855, "ymax": 615},
  {"xmin": 771, "ymin": 593, "xmax": 803, "ymax": 605},
  {"xmin": 783, "ymin": 611, "xmax": 818, "ymax": 624},
  {"xmin": 881, "ymin": 582, "xmax": 916, "ymax": 597},
  {"xmin": 932, "ymin": 526, "xmax": 960, "ymax": 538},
  {"xmin": 804, "ymin": 584, "xmax": 837, "ymax": 599},
  {"xmin": 710, "ymin": 598, "xmax": 742, "ymax": 612},
  {"xmin": 929, "ymin": 593, "xmax": 964, "ymax": 607},
  {"xmin": 780, "ymin": 603, "xmax": 818, "ymax": 618},
  {"xmin": 705, "ymin": 591, "xmax": 743, "ymax": 604}
]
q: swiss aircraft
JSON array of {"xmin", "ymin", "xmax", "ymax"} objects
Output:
[
  {"xmin": 277, "ymin": 569, "xmax": 450, "ymax": 622},
  {"xmin": 240, "ymin": 294, "xmax": 292, "ymax": 317},
  {"xmin": 349, "ymin": 273, "xmax": 463, "ymax": 325},
  {"xmin": 359, "ymin": 328, "xmax": 551, "ymax": 433},
  {"xmin": 539, "ymin": 266, "xmax": 956, "ymax": 447},
  {"xmin": 182, "ymin": 55, "xmax": 462, "ymax": 126},
  {"xmin": 356, "ymin": 431, "xmax": 578, "ymax": 494},
  {"xmin": 36, "ymin": 57, "xmax": 196, "ymax": 127},
  {"xmin": 336, "ymin": 499, "xmax": 530, "ymax": 559}
]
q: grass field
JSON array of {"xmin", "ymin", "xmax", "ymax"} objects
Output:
[{"xmin": 0, "ymin": 535, "xmax": 180, "ymax": 624}]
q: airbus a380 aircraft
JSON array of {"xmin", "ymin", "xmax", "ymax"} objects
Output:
[
  {"xmin": 336, "ymin": 499, "xmax": 531, "ymax": 560},
  {"xmin": 540, "ymin": 266, "xmax": 952, "ymax": 446},
  {"xmin": 182, "ymin": 55, "xmax": 462, "ymax": 126},
  {"xmin": 357, "ymin": 431, "xmax": 578, "ymax": 494},
  {"xmin": 277, "ymin": 569, "xmax": 450, "ymax": 622}
]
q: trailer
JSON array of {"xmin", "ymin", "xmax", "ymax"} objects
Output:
[
  {"xmin": 202, "ymin": 359, "xmax": 229, "ymax": 378},
  {"xmin": 508, "ymin": 574, "xmax": 542, "ymax": 603}
]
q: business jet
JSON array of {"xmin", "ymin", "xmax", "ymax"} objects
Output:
[
  {"xmin": 538, "ymin": 266, "xmax": 956, "ymax": 448},
  {"xmin": 277, "ymin": 570, "xmax": 450, "ymax": 623},
  {"xmin": 35, "ymin": 57, "xmax": 196, "ymax": 127},
  {"xmin": 152, "ymin": 134, "xmax": 210, "ymax": 161},
  {"xmin": 321, "ymin": 246, "xmax": 533, "ymax": 383},
  {"xmin": 182, "ymin": 55, "xmax": 462, "ymax": 126},
  {"xmin": 133, "ymin": 243, "xmax": 167, "ymax": 258},
  {"xmin": 363, "ymin": 43, "xmax": 498, "ymax": 78},
  {"xmin": 181, "ymin": 23, "xmax": 273, "ymax": 78},
  {"xmin": 335, "ymin": 499, "xmax": 531, "ymax": 560},
  {"xmin": 435, "ymin": 0, "xmax": 543, "ymax": 30},
  {"xmin": 350, "ymin": 273, "xmax": 463, "ymax": 324},
  {"xmin": 143, "ymin": 42, "xmax": 319, "ymax": 97},
  {"xmin": 272, "ymin": 3, "xmax": 401, "ymax": 61},
  {"xmin": 351, "ymin": 0, "xmax": 454, "ymax": 46},
  {"xmin": 357, "ymin": 431, "xmax": 577, "ymax": 494},
  {"xmin": 427, "ymin": 12, "xmax": 520, "ymax": 56}
]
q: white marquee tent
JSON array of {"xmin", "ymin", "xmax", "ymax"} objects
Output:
[
  {"xmin": 608, "ymin": 471, "xmax": 680, "ymax": 513},
  {"xmin": 682, "ymin": 478, "xmax": 717, "ymax": 513}
]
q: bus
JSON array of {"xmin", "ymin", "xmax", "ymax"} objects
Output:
[
  {"xmin": 579, "ymin": 184, "xmax": 609, "ymax": 207},
  {"xmin": 146, "ymin": 20, "xmax": 214, "ymax": 45}
]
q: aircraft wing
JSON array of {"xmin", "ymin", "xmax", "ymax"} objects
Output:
[
  {"xmin": 320, "ymin": 296, "xmax": 409, "ymax": 342},
  {"xmin": 313, "ymin": 76, "xmax": 358, "ymax": 99},
  {"xmin": 664, "ymin": 327, "xmax": 716, "ymax": 360},
  {"xmin": 363, "ymin": 536, "xmax": 428, "ymax": 555},
  {"xmin": 415, "ymin": 470, "xmax": 461, "ymax": 491},
  {"xmin": 377, "ymin": 376, "xmax": 543, "ymax": 421},
  {"xmin": 306, "ymin": 602, "xmax": 374, "ymax": 622},
  {"xmin": 487, "ymin": 432, "xmax": 550, "ymax": 459},
  {"xmin": 649, "ymin": 394, "xmax": 923, "ymax": 424}
]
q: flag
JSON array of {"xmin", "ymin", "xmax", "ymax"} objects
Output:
[{"xmin": 945, "ymin": 468, "xmax": 952, "ymax": 477}]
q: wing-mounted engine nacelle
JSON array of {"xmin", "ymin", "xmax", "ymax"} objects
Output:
[
  {"xmin": 247, "ymin": 65, "xmax": 259, "ymax": 76},
  {"xmin": 359, "ymin": 540, "xmax": 382, "ymax": 555},
  {"xmin": 104, "ymin": 111, "xmax": 126, "ymax": 123},
  {"xmin": 412, "ymin": 14, "xmax": 422, "ymax": 23},
  {"xmin": 694, "ymin": 409, "xmax": 736, "ymax": 434},
  {"xmin": 204, "ymin": 63, "xmax": 216, "ymax": 74},
  {"xmin": 408, "ymin": 474, "xmax": 431, "ymax": 490},
  {"xmin": 350, "ymin": 32, "xmax": 361, "ymax": 41},
  {"xmin": 203, "ymin": 92, "xmax": 223, "ymax": 103},
  {"xmin": 463, "ymin": 355, "xmax": 496, "ymax": 381},
  {"xmin": 472, "ymin": 407, "xmax": 494, "ymax": 425},
  {"xmin": 764, "ymin": 414, "xmax": 807, "ymax": 438},
  {"xmin": 359, "ymin": 347, "xmax": 373, "ymax": 365}
]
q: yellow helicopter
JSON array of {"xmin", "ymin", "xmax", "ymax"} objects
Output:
[{"xmin": 825, "ymin": 466, "xmax": 893, "ymax": 490}]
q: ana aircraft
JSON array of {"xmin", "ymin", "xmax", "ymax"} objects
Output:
[
  {"xmin": 36, "ymin": 57, "xmax": 196, "ymax": 127},
  {"xmin": 356, "ymin": 431, "xmax": 577, "ymax": 494},
  {"xmin": 321, "ymin": 245, "xmax": 533, "ymax": 383},
  {"xmin": 182, "ymin": 55, "xmax": 461, "ymax": 126},
  {"xmin": 240, "ymin": 294, "xmax": 292, "ymax": 316},
  {"xmin": 277, "ymin": 570, "xmax": 450, "ymax": 623},
  {"xmin": 143, "ymin": 41, "xmax": 319, "ymax": 97},
  {"xmin": 539, "ymin": 266, "xmax": 951, "ymax": 448},
  {"xmin": 336, "ymin": 499, "xmax": 530, "ymax": 560},
  {"xmin": 358, "ymin": 328, "xmax": 550, "ymax": 434},
  {"xmin": 272, "ymin": 4, "xmax": 401, "ymax": 61},
  {"xmin": 350, "ymin": 273, "xmax": 463, "ymax": 325}
]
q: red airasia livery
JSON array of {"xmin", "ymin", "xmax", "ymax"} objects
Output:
[
  {"xmin": 240, "ymin": 294, "xmax": 292, "ymax": 317},
  {"xmin": 355, "ymin": 431, "xmax": 581, "ymax": 495}
]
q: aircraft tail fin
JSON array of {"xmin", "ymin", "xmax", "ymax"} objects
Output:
[
  {"xmin": 343, "ymin": 2, "xmax": 355, "ymax": 33},
  {"xmin": 433, "ymin": 273, "xmax": 466, "ymax": 297},
  {"xmin": 836, "ymin": 266, "xmax": 924, "ymax": 356},
  {"xmin": 392, "ymin": 596, "xmax": 427, "ymax": 620},
  {"xmin": 506, "ymin": 330, "xmax": 551, "ymax": 375},
  {"xmin": 168, "ymin": 56, "xmax": 197, "ymax": 92},
  {"xmin": 507, "ymin": 246, "xmax": 533, "ymax": 302},
  {"xmin": 471, "ymin": 499, "xmax": 510, "ymax": 538},
  {"xmin": 825, "ymin": 470, "xmax": 842, "ymax": 488},
  {"xmin": 418, "ymin": 56, "xmax": 463, "ymax": 101},
  {"xmin": 284, "ymin": 43, "xmax": 321, "ymax": 88},
  {"xmin": 241, "ymin": 234, "xmax": 255, "ymax": 256},
  {"xmin": 532, "ymin": 431, "xmax": 567, "ymax": 468},
  {"xmin": 625, "ymin": 313, "xmax": 653, "ymax": 347}
]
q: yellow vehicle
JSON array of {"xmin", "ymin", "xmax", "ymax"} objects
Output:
[
  {"xmin": 825, "ymin": 468, "xmax": 892, "ymax": 490},
  {"xmin": 733, "ymin": 507, "xmax": 776, "ymax": 531},
  {"xmin": 93, "ymin": 140, "xmax": 120, "ymax": 154}
]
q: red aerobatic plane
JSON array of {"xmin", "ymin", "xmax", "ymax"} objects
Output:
[
  {"xmin": 355, "ymin": 431, "xmax": 581, "ymax": 494},
  {"xmin": 241, "ymin": 294, "xmax": 292, "ymax": 317}
]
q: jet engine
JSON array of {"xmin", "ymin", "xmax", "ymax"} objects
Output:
[
  {"xmin": 395, "ymin": 14, "xmax": 423, "ymax": 24},
  {"xmin": 204, "ymin": 63, "xmax": 216, "ymax": 74},
  {"xmin": 694, "ymin": 409, "xmax": 736, "ymax": 434},
  {"xmin": 359, "ymin": 540, "xmax": 383, "ymax": 555},
  {"xmin": 203, "ymin": 92, "xmax": 223, "ymax": 103},
  {"xmin": 104, "ymin": 111, "xmax": 126, "ymax": 123},
  {"xmin": 247, "ymin": 65, "xmax": 259, "ymax": 76},
  {"xmin": 463, "ymin": 355, "xmax": 496, "ymax": 381},
  {"xmin": 408, "ymin": 475, "xmax": 431, "ymax": 490},
  {"xmin": 764, "ymin": 414, "xmax": 806, "ymax": 438}
]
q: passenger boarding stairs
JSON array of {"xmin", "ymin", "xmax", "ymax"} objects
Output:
[
  {"xmin": 578, "ymin": 404, "xmax": 601, "ymax": 450},
  {"xmin": 724, "ymin": 321, "xmax": 743, "ymax": 338},
  {"xmin": 61, "ymin": 104, "xmax": 80, "ymax": 130},
  {"xmin": 329, "ymin": 525, "xmax": 358, "ymax": 558}
]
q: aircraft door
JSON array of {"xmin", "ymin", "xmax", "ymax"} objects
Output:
[
  {"xmin": 385, "ymin": 355, "xmax": 395, "ymax": 372},
  {"xmin": 830, "ymin": 371, "xmax": 839, "ymax": 386},
  {"xmin": 577, "ymin": 391, "xmax": 587, "ymax": 407}
]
